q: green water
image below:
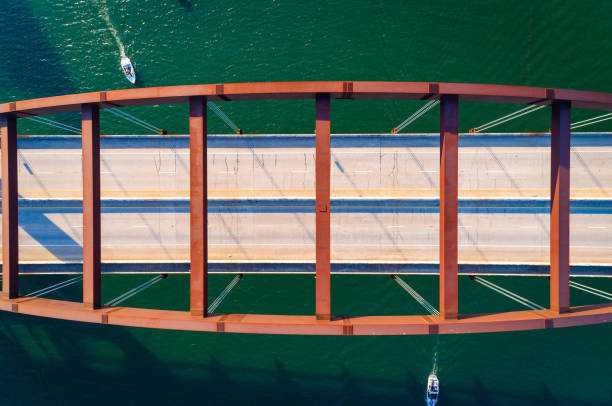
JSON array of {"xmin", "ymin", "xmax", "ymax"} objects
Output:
[
  {"xmin": 2, "ymin": 1, "xmax": 612, "ymax": 404},
  {"xmin": 4, "ymin": 1, "xmax": 612, "ymax": 135},
  {"xmin": 3, "ymin": 274, "xmax": 612, "ymax": 405}
]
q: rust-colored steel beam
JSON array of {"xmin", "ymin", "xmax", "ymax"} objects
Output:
[
  {"xmin": 550, "ymin": 100, "xmax": 571, "ymax": 314},
  {"xmin": 189, "ymin": 96, "xmax": 208, "ymax": 317},
  {"xmin": 1, "ymin": 114, "xmax": 19, "ymax": 299},
  {"xmin": 82, "ymin": 103, "xmax": 101, "ymax": 310},
  {"xmin": 439, "ymin": 95, "xmax": 459, "ymax": 319},
  {"xmin": 315, "ymin": 94, "xmax": 331, "ymax": 320},
  {"xmin": 7, "ymin": 82, "xmax": 612, "ymax": 116},
  {"xmin": 2, "ymin": 295, "xmax": 612, "ymax": 335}
]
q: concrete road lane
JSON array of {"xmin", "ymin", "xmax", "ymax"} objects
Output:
[
  {"xmin": 3, "ymin": 200, "xmax": 611, "ymax": 265},
  {"xmin": 9, "ymin": 134, "xmax": 612, "ymax": 199}
]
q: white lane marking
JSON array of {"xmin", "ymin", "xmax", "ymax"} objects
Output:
[{"xmin": 588, "ymin": 226, "xmax": 608, "ymax": 229}]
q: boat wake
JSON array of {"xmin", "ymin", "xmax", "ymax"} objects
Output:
[
  {"xmin": 431, "ymin": 351, "xmax": 438, "ymax": 376},
  {"xmin": 93, "ymin": 0, "xmax": 126, "ymax": 57},
  {"xmin": 431, "ymin": 337, "xmax": 439, "ymax": 375}
]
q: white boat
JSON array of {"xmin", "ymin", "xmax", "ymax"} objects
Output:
[
  {"xmin": 121, "ymin": 56, "xmax": 136, "ymax": 84},
  {"xmin": 425, "ymin": 373, "xmax": 439, "ymax": 406}
]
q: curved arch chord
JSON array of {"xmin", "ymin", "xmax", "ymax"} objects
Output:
[{"xmin": 1, "ymin": 297, "xmax": 611, "ymax": 335}]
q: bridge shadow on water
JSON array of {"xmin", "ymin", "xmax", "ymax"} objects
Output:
[
  {"xmin": 0, "ymin": 313, "xmax": 430, "ymax": 405},
  {"xmin": 0, "ymin": 3, "xmax": 78, "ymax": 101},
  {"xmin": 0, "ymin": 296, "xmax": 610, "ymax": 404}
]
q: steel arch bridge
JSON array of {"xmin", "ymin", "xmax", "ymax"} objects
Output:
[{"xmin": 1, "ymin": 81, "xmax": 611, "ymax": 335}]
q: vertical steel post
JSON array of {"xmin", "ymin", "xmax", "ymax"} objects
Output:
[
  {"xmin": 315, "ymin": 94, "xmax": 331, "ymax": 320},
  {"xmin": 190, "ymin": 96, "xmax": 208, "ymax": 317},
  {"xmin": 82, "ymin": 104, "xmax": 101, "ymax": 309},
  {"xmin": 1, "ymin": 114, "xmax": 18, "ymax": 299},
  {"xmin": 550, "ymin": 100, "xmax": 571, "ymax": 313},
  {"xmin": 439, "ymin": 95, "xmax": 459, "ymax": 319}
]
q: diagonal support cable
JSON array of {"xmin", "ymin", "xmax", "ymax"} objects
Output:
[
  {"xmin": 30, "ymin": 116, "xmax": 81, "ymax": 133},
  {"xmin": 25, "ymin": 116, "xmax": 81, "ymax": 134},
  {"xmin": 106, "ymin": 108, "xmax": 164, "ymax": 134},
  {"xmin": 25, "ymin": 276, "xmax": 82, "ymax": 297},
  {"xmin": 470, "ymin": 104, "xmax": 546, "ymax": 133},
  {"xmin": 105, "ymin": 274, "xmax": 167, "ymax": 307},
  {"xmin": 472, "ymin": 105, "xmax": 540, "ymax": 132},
  {"xmin": 208, "ymin": 274, "xmax": 243, "ymax": 313},
  {"xmin": 391, "ymin": 100, "xmax": 439, "ymax": 134},
  {"xmin": 108, "ymin": 108, "xmax": 161, "ymax": 132},
  {"xmin": 208, "ymin": 102, "xmax": 241, "ymax": 134},
  {"xmin": 470, "ymin": 276, "xmax": 544, "ymax": 310},
  {"xmin": 570, "ymin": 280, "xmax": 612, "ymax": 301},
  {"xmin": 392, "ymin": 275, "xmax": 439, "ymax": 315},
  {"xmin": 571, "ymin": 112, "xmax": 612, "ymax": 130}
]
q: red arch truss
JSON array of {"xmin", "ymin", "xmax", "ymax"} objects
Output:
[{"xmin": 1, "ymin": 82, "xmax": 611, "ymax": 335}]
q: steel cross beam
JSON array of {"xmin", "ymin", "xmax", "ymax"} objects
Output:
[
  {"xmin": 439, "ymin": 95, "xmax": 459, "ymax": 319},
  {"xmin": 550, "ymin": 100, "xmax": 571, "ymax": 313},
  {"xmin": 189, "ymin": 96, "xmax": 208, "ymax": 317},
  {"xmin": 1, "ymin": 114, "xmax": 19, "ymax": 299},
  {"xmin": 82, "ymin": 103, "xmax": 101, "ymax": 309},
  {"xmin": 315, "ymin": 94, "xmax": 331, "ymax": 320}
]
